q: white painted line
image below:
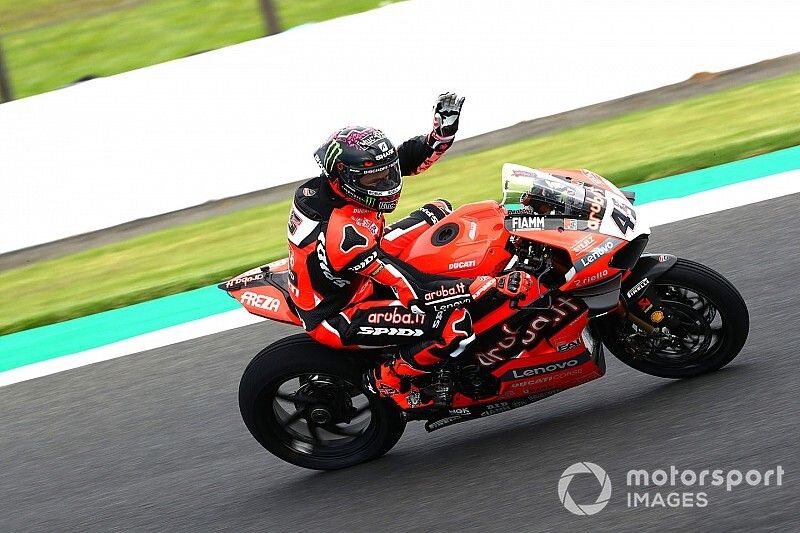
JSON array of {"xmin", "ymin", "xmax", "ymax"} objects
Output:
[
  {"xmin": 2, "ymin": 172, "xmax": 800, "ymax": 388},
  {"xmin": 4, "ymin": 0, "xmax": 799, "ymax": 253},
  {"xmin": 0, "ymin": 310, "xmax": 264, "ymax": 388},
  {"xmin": 635, "ymin": 170, "xmax": 800, "ymax": 226}
]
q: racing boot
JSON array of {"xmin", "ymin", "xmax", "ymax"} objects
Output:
[
  {"xmin": 368, "ymin": 308, "xmax": 474, "ymax": 409},
  {"xmin": 367, "ymin": 357, "xmax": 431, "ymax": 409}
]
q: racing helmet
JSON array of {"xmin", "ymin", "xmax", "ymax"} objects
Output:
[{"xmin": 314, "ymin": 126, "xmax": 402, "ymax": 212}]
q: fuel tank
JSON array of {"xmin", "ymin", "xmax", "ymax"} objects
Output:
[{"xmin": 398, "ymin": 201, "xmax": 512, "ymax": 278}]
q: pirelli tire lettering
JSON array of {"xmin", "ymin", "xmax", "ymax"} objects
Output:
[{"xmin": 626, "ymin": 277, "xmax": 650, "ymax": 298}]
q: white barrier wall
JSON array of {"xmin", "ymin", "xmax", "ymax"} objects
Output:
[{"xmin": 1, "ymin": 0, "xmax": 798, "ymax": 253}]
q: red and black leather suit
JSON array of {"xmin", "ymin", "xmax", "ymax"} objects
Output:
[{"xmin": 287, "ymin": 135, "xmax": 483, "ymax": 373}]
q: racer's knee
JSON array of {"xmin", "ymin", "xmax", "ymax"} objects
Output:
[
  {"xmin": 399, "ymin": 308, "xmax": 474, "ymax": 369},
  {"xmin": 308, "ymin": 319, "xmax": 349, "ymax": 349}
]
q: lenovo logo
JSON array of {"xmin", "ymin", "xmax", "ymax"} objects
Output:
[{"xmin": 501, "ymin": 353, "xmax": 591, "ymax": 380}]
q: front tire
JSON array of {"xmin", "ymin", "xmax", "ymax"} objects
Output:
[
  {"xmin": 239, "ymin": 334, "xmax": 406, "ymax": 470},
  {"xmin": 600, "ymin": 258, "xmax": 749, "ymax": 378}
]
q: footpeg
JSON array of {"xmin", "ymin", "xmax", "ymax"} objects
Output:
[{"xmin": 428, "ymin": 369, "xmax": 454, "ymax": 408}]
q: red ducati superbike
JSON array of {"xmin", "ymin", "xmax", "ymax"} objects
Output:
[{"xmin": 221, "ymin": 164, "xmax": 749, "ymax": 470}]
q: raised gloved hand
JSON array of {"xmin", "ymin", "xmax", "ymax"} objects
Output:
[{"xmin": 429, "ymin": 92, "xmax": 465, "ymax": 149}]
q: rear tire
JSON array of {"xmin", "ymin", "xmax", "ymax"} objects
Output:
[
  {"xmin": 239, "ymin": 334, "xmax": 406, "ymax": 470},
  {"xmin": 600, "ymin": 258, "xmax": 749, "ymax": 378}
]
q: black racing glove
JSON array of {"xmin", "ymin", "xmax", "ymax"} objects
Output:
[
  {"xmin": 468, "ymin": 271, "xmax": 533, "ymax": 302},
  {"xmin": 494, "ymin": 271, "xmax": 533, "ymax": 298},
  {"xmin": 428, "ymin": 92, "xmax": 465, "ymax": 149}
]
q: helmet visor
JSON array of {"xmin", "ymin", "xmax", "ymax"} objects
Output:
[
  {"xmin": 339, "ymin": 160, "xmax": 402, "ymax": 212},
  {"xmin": 347, "ymin": 160, "xmax": 402, "ymax": 194}
]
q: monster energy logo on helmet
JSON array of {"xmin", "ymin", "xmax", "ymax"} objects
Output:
[{"xmin": 324, "ymin": 141, "xmax": 343, "ymax": 172}]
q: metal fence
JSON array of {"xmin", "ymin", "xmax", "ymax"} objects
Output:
[{"xmin": 0, "ymin": 0, "xmax": 281, "ymax": 103}]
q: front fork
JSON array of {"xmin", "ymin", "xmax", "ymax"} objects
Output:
[{"xmin": 618, "ymin": 253, "xmax": 683, "ymax": 333}]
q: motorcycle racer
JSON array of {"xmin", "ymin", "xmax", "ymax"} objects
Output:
[{"xmin": 286, "ymin": 93, "xmax": 532, "ymax": 407}]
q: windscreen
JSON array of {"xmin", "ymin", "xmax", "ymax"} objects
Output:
[{"xmin": 502, "ymin": 167, "xmax": 589, "ymax": 217}]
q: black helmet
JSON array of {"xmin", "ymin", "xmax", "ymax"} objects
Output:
[{"xmin": 314, "ymin": 126, "xmax": 402, "ymax": 212}]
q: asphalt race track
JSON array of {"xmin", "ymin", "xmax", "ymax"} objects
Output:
[{"xmin": 2, "ymin": 194, "xmax": 798, "ymax": 532}]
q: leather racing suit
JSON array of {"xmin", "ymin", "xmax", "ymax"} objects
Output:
[{"xmin": 287, "ymin": 134, "xmax": 486, "ymax": 373}]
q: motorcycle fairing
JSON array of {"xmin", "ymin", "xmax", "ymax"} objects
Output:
[
  {"xmin": 219, "ymin": 259, "xmax": 302, "ymax": 326},
  {"xmin": 424, "ymin": 389, "xmax": 563, "ymax": 431},
  {"xmin": 501, "ymin": 164, "xmax": 651, "ymax": 242},
  {"xmin": 424, "ymin": 326, "xmax": 607, "ymax": 425}
]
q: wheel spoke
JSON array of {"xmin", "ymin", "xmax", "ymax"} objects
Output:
[
  {"xmin": 308, "ymin": 423, "xmax": 324, "ymax": 444},
  {"xmin": 278, "ymin": 409, "xmax": 305, "ymax": 429},
  {"xmin": 275, "ymin": 391, "xmax": 296, "ymax": 402},
  {"xmin": 351, "ymin": 403, "xmax": 370, "ymax": 417},
  {"xmin": 268, "ymin": 371, "xmax": 375, "ymax": 456},
  {"xmin": 325, "ymin": 424, "xmax": 363, "ymax": 438}
]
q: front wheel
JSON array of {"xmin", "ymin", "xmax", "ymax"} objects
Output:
[
  {"xmin": 239, "ymin": 334, "xmax": 406, "ymax": 470},
  {"xmin": 600, "ymin": 258, "xmax": 749, "ymax": 379}
]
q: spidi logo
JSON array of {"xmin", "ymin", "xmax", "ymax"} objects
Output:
[{"xmin": 558, "ymin": 462, "xmax": 612, "ymax": 516}]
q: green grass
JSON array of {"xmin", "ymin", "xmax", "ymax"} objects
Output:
[
  {"xmin": 3, "ymin": 70, "xmax": 800, "ymax": 334},
  {"xmin": 0, "ymin": 0, "xmax": 138, "ymax": 33},
  {"xmin": 0, "ymin": 0, "xmax": 400, "ymax": 99}
]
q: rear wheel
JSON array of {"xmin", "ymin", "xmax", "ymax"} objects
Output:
[
  {"xmin": 600, "ymin": 259, "xmax": 749, "ymax": 378},
  {"xmin": 239, "ymin": 334, "xmax": 406, "ymax": 470}
]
